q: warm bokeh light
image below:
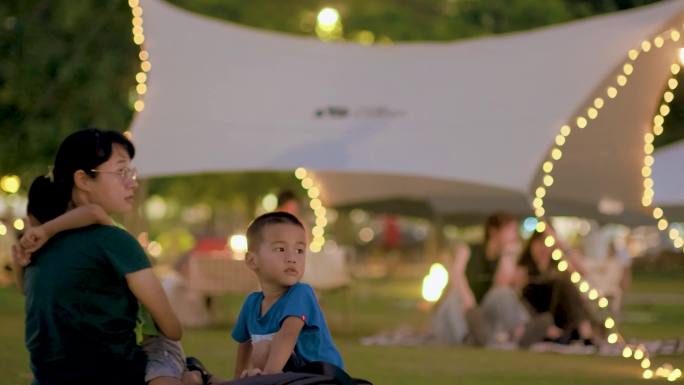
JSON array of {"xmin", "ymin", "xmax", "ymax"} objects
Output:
[
  {"xmin": 13, "ymin": 218, "xmax": 25, "ymax": 231},
  {"xmin": 422, "ymin": 263, "xmax": 449, "ymax": 302},
  {"xmin": 0, "ymin": 175, "xmax": 21, "ymax": 193},
  {"xmin": 230, "ymin": 235, "xmax": 248, "ymax": 258}
]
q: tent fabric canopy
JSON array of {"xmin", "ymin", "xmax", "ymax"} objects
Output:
[
  {"xmin": 654, "ymin": 141, "xmax": 684, "ymax": 220},
  {"xmin": 132, "ymin": 0, "xmax": 684, "ymax": 223}
]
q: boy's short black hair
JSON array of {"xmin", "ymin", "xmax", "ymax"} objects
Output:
[{"xmin": 246, "ymin": 211, "xmax": 305, "ymax": 252}]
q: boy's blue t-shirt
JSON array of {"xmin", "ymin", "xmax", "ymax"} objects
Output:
[{"xmin": 231, "ymin": 282, "xmax": 344, "ymax": 368}]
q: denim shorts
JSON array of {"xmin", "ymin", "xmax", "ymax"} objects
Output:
[{"xmin": 141, "ymin": 335, "xmax": 185, "ymax": 381}]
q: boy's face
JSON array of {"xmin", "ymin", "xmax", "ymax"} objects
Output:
[{"xmin": 247, "ymin": 223, "xmax": 307, "ymax": 288}]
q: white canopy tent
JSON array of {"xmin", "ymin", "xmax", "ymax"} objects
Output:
[
  {"xmin": 131, "ymin": 0, "xmax": 684, "ymax": 224},
  {"xmin": 654, "ymin": 140, "xmax": 684, "ymax": 220}
]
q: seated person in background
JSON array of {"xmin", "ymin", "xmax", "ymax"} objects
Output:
[
  {"xmin": 432, "ymin": 212, "xmax": 558, "ymax": 347},
  {"xmin": 516, "ymin": 226, "xmax": 596, "ymax": 345},
  {"xmin": 232, "ymin": 212, "xmax": 344, "ymax": 379},
  {"xmin": 276, "ymin": 190, "xmax": 302, "ymax": 218}
]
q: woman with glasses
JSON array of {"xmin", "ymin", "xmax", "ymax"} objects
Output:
[{"xmin": 15, "ymin": 128, "xmax": 185, "ymax": 385}]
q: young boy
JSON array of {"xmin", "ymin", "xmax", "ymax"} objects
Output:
[
  {"xmin": 15, "ymin": 202, "xmax": 211, "ymax": 385},
  {"xmin": 232, "ymin": 212, "xmax": 344, "ymax": 379}
]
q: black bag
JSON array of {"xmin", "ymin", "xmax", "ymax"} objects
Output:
[
  {"xmin": 215, "ymin": 361, "xmax": 372, "ymax": 385},
  {"xmin": 289, "ymin": 360, "xmax": 371, "ymax": 385},
  {"xmin": 215, "ymin": 371, "xmax": 371, "ymax": 385}
]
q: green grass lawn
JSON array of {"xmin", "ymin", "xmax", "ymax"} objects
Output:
[{"xmin": 1, "ymin": 273, "xmax": 683, "ymax": 385}]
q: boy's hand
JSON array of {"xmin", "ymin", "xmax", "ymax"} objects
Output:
[
  {"xmin": 501, "ymin": 238, "xmax": 522, "ymax": 257},
  {"xmin": 11, "ymin": 244, "xmax": 32, "ymax": 267},
  {"xmin": 20, "ymin": 226, "xmax": 49, "ymax": 253},
  {"xmin": 240, "ymin": 368, "xmax": 263, "ymax": 378}
]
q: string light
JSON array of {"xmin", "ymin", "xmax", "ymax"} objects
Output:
[
  {"xmin": 635, "ymin": 348, "xmax": 645, "ymax": 361},
  {"xmin": 576, "ymin": 117, "xmax": 588, "ymax": 128},
  {"xmin": 588, "ymin": 289, "xmax": 599, "ymax": 300},
  {"xmin": 530, "ymin": 26, "xmax": 684, "ymax": 380},
  {"xmin": 578, "ymin": 281, "xmax": 590, "ymax": 293},
  {"xmin": 570, "ymin": 272, "xmax": 581, "ymax": 283},
  {"xmin": 555, "ymin": 134, "xmax": 566, "ymax": 146},
  {"xmin": 557, "ymin": 260, "xmax": 568, "ymax": 272},
  {"xmin": 587, "ymin": 107, "xmax": 598, "ymax": 119},
  {"xmin": 607, "ymin": 333, "xmax": 618, "ymax": 344},
  {"xmin": 560, "ymin": 124, "xmax": 572, "ymax": 136},
  {"xmin": 294, "ymin": 167, "xmax": 328, "ymax": 252},
  {"xmin": 665, "ymin": 91, "xmax": 675, "ymax": 103},
  {"xmin": 13, "ymin": 218, "xmax": 24, "ymax": 231},
  {"xmin": 594, "ymin": 97, "xmax": 605, "ymax": 109},
  {"xmin": 544, "ymin": 235, "xmax": 555, "ymax": 247},
  {"xmin": 661, "ymin": 104, "xmax": 671, "ymax": 116},
  {"xmin": 301, "ymin": 177, "xmax": 314, "ymax": 189},
  {"xmin": 533, "ymin": 197, "xmax": 544, "ymax": 209},
  {"xmin": 642, "ymin": 57, "xmax": 684, "ymax": 262},
  {"xmin": 668, "ymin": 78, "xmax": 678, "ymax": 89},
  {"xmin": 617, "ymin": 74, "xmax": 628, "ymax": 86},
  {"xmin": 641, "ymin": 40, "xmax": 651, "ymax": 51},
  {"xmin": 129, "ymin": 0, "xmax": 149, "ymax": 114}
]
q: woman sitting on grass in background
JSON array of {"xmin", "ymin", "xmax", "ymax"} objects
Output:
[{"xmin": 516, "ymin": 226, "xmax": 597, "ymax": 345}]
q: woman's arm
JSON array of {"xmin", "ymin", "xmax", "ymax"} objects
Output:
[
  {"xmin": 562, "ymin": 247, "xmax": 587, "ymax": 275},
  {"xmin": 450, "ymin": 244, "xmax": 477, "ymax": 310},
  {"xmin": 493, "ymin": 236, "xmax": 522, "ymax": 287},
  {"xmin": 125, "ymin": 268, "xmax": 183, "ymax": 341},
  {"xmin": 512, "ymin": 265, "xmax": 529, "ymax": 291},
  {"xmin": 493, "ymin": 253, "xmax": 517, "ymax": 287},
  {"xmin": 546, "ymin": 228, "xmax": 586, "ymax": 275}
]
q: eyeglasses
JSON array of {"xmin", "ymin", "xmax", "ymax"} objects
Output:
[{"xmin": 90, "ymin": 167, "xmax": 138, "ymax": 182}]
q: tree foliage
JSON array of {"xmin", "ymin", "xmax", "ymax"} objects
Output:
[{"xmin": 0, "ymin": 0, "xmax": 138, "ymax": 180}]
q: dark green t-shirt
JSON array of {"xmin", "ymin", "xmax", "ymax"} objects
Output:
[
  {"xmin": 465, "ymin": 244, "xmax": 498, "ymax": 303},
  {"xmin": 24, "ymin": 225, "xmax": 150, "ymax": 383}
]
